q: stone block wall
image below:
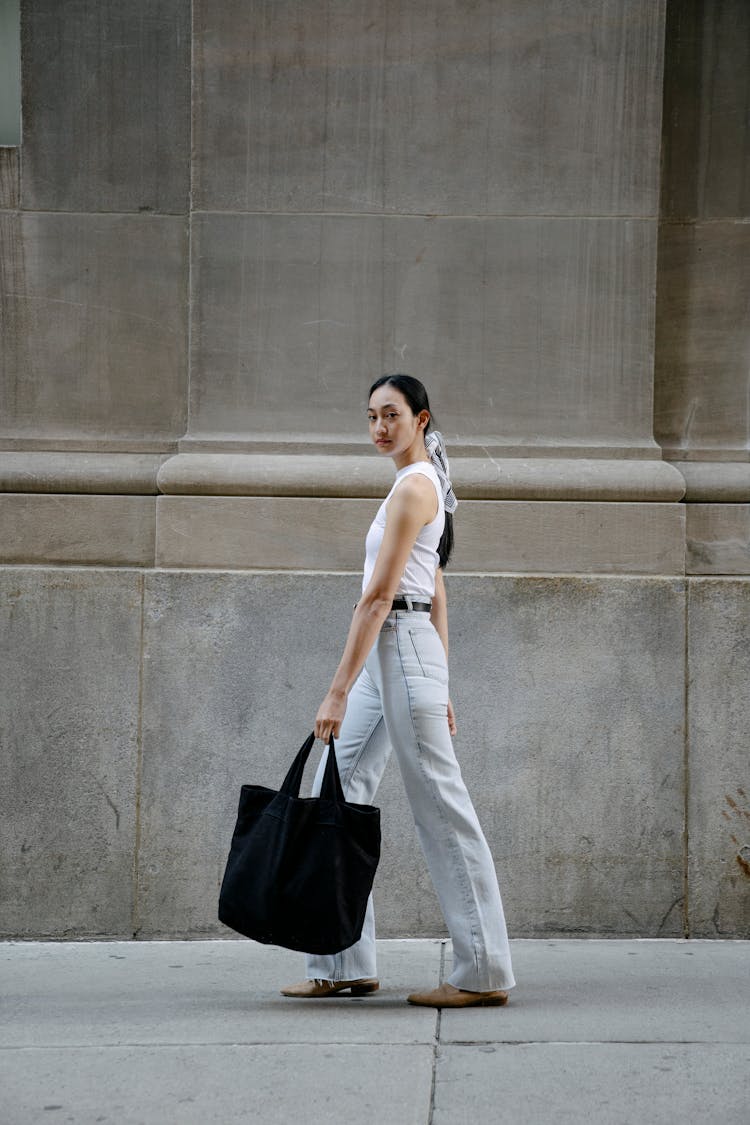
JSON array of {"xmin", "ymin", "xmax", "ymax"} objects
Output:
[{"xmin": 0, "ymin": 0, "xmax": 748, "ymax": 939}]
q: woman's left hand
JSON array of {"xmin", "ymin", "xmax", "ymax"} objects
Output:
[
  {"xmin": 315, "ymin": 689, "xmax": 347, "ymax": 742},
  {"xmin": 447, "ymin": 698, "xmax": 457, "ymax": 736}
]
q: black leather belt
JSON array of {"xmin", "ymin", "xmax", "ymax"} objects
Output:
[{"xmin": 390, "ymin": 598, "xmax": 432, "ymax": 613}]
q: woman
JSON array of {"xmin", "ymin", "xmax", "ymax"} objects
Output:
[{"xmin": 281, "ymin": 375, "xmax": 515, "ymax": 1007}]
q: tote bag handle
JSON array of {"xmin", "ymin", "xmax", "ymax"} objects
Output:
[{"xmin": 279, "ymin": 731, "xmax": 345, "ymax": 803}]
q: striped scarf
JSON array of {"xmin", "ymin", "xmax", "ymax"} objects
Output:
[{"xmin": 425, "ymin": 430, "xmax": 458, "ymax": 514}]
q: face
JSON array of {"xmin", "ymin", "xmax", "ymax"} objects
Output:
[{"xmin": 366, "ymin": 384, "xmax": 429, "ymax": 457}]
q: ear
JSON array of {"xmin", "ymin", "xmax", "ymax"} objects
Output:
[{"xmin": 417, "ymin": 410, "xmax": 430, "ymax": 432}]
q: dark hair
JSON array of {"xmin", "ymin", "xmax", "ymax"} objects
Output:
[{"xmin": 368, "ymin": 374, "xmax": 454, "ymax": 568}]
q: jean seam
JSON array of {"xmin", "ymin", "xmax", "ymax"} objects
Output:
[
  {"xmin": 408, "ymin": 626, "xmax": 449, "ymax": 687},
  {"xmin": 407, "ymin": 627, "xmax": 428, "ymax": 677},
  {"xmin": 395, "ymin": 623, "xmax": 484, "ymax": 984},
  {"xmin": 338, "ymin": 711, "xmax": 383, "ymax": 795},
  {"xmin": 332, "ymin": 688, "xmax": 384, "ymax": 981}
]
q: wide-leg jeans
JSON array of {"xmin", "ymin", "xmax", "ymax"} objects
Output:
[{"xmin": 305, "ymin": 609, "xmax": 515, "ymax": 992}]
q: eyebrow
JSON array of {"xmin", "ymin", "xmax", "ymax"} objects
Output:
[{"xmin": 367, "ymin": 403, "xmax": 401, "ymax": 411}]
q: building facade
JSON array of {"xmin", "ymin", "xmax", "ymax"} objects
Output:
[{"xmin": 1, "ymin": 0, "xmax": 748, "ymax": 939}]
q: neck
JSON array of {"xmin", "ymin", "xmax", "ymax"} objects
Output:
[{"xmin": 393, "ymin": 442, "xmax": 430, "ymax": 471}]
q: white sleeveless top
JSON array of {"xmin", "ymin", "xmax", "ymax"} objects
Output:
[{"xmin": 362, "ymin": 462, "xmax": 445, "ymax": 600}]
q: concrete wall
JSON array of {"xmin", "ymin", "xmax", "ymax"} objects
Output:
[
  {"xmin": 3, "ymin": 566, "xmax": 748, "ymax": 941},
  {"xmin": 1, "ymin": 0, "xmax": 748, "ymax": 939}
]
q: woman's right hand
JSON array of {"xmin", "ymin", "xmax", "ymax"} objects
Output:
[{"xmin": 315, "ymin": 688, "xmax": 347, "ymax": 742}]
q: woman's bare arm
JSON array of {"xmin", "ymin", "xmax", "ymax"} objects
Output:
[{"xmin": 314, "ymin": 475, "xmax": 436, "ymax": 739}]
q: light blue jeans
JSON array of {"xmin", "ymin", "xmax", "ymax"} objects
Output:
[{"xmin": 305, "ymin": 608, "xmax": 515, "ymax": 992}]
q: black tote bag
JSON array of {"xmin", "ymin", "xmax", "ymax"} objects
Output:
[{"xmin": 218, "ymin": 731, "xmax": 381, "ymax": 954}]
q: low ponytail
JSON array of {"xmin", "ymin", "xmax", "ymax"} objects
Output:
[{"xmin": 437, "ymin": 511, "xmax": 454, "ymax": 569}]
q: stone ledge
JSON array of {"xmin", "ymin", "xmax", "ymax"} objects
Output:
[
  {"xmin": 0, "ymin": 450, "xmax": 686, "ymax": 501},
  {"xmin": 0, "ymin": 438, "xmax": 180, "ymax": 454},
  {"xmin": 661, "ymin": 448, "xmax": 750, "ymax": 464},
  {"xmin": 156, "ymin": 453, "xmax": 686, "ymax": 502},
  {"xmin": 0, "ymin": 494, "xmax": 156, "ymax": 565},
  {"xmin": 0, "ymin": 453, "xmax": 168, "ymax": 494},
  {"xmin": 686, "ymin": 504, "xmax": 750, "ymax": 575},
  {"xmin": 6, "ymin": 453, "xmax": 747, "ymax": 505},
  {"xmin": 177, "ymin": 436, "xmax": 666, "ymax": 459},
  {"xmin": 155, "ymin": 496, "xmax": 686, "ymax": 574},
  {"xmin": 672, "ymin": 462, "xmax": 750, "ymax": 503}
]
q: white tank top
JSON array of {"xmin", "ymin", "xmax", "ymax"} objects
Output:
[{"xmin": 362, "ymin": 462, "xmax": 445, "ymax": 600}]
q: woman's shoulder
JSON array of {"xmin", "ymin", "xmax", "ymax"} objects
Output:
[
  {"xmin": 387, "ymin": 466, "xmax": 440, "ymax": 520},
  {"xmin": 399, "ymin": 461, "xmax": 439, "ymax": 480},
  {"xmin": 391, "ymin": 466, "xmax": 437, "ymax": 499},
  {"xmin": 394, "ymin": 462, "xmax": 439, "ymax": 491}
]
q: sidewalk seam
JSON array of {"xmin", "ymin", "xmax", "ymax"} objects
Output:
[{"xmin": 427, "ymin": 940, "xmax": 447, "ymax": 1125}]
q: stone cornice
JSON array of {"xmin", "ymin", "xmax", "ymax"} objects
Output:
[
  {"xmin": 670, "ymin": 462, "xmax": 750, "ymax": 502},
  {"xmin": 0, "ymin": 451, "xmax": 684, "ymax": 501},
  {"xmin": 156, "ymin": 453, "xmax": 687, "ymax": 501},
  {"xmin": 0, "ymin": 453, "xmax": 168, "ymax": 494},
  {"xmin": 3, "ymin": 451, "xmax": 746, "ymax": 503}
]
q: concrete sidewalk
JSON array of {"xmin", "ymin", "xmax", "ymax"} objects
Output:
[{"xmin": 1, "ymin": 939, "xmax": 748, "ymax": 1124}]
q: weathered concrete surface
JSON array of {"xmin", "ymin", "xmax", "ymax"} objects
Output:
[
  {"xmin": 189, "ymin": 213, "xmax": 659, "ymax": 452},
  {"xmin": 687, "ymin": 580, "xmax": 750, "ymax": 937},
  {"xmin": 435, "ymin": 1044, "xmax": 749, "ymax": 1124},
  {"xmin": 655, "ymin": 1, "xmax": 750, "ymax": 470},
  {"xmin": 2, "ymin": 939, "xmax": 749, "ymax": 1125},
  {"xmin": 194, "ymin": 0, "xmax": 664, "ymax": 215},
  {"xmin": 135, "ymin": 571, "xmax": 685, "ymax": 939},
  {"xmin": 439, "ymin": 938, "xmax": 750, "ymax": 1043},
  {"xmin": 0, "ymin": 0, "xmax": 747, "ymax": 953},
  {"xmin": 661, "ymin": 0, "xmax": 750, "ymax": 220},
  {"xmin": 686, "ymin": 504, "xmax": 750, "ymax": 575},
  {"xmin": 381, "ymin": 216, "xmax": 658, "ymax": 448},
  {"xmin": 0, "ymin": 145, "xmax": 19, "ymax": 208},
  {"xmin": 5, "ymin": 571, "xmax": 750, "ymax": 940},
  {"xmin": 154, "ymin": 497, "xmax": 377, "ymax": 571},
  {"xmin": 445, "ymin": 500, "xmax": 685, "ymax": 575},
  {"xmin": 0, "ymin": 939, "xmax": 443, "ymax": 1047},
  {"xmin": 155, "ymin": 495, "xmax": 685, "ymax": 574},
  {"xmin": 654, "ymin": 220, "xmax": 750, "ymax": 460},
  {"xmin": 3, "ymin": 1043, "xmax": 434, "ymax": 1125},
  {"xmin": 0, "ymin": 569, "xmax": 143, "ymax": 937},
  {"xmin": 448, "ymin": 575, "xmax": 686, "ymax": 937},
  {"xmin": 4, "ymin": 567, "xmax": 750, "ymax": 940},
  {"xmin": 136, "ymin": 570, "xmax": 373, "ymax": 937},
  {"xmin": 0, "ymin": 495, "xmax": 156, "ymax": 565},
  {"xmin": 4, "ymin": 0, "xmax": 668, "ymax": 459},
  {"xmin": 21, "ymin": 0, "xmax": 191, "ymax": 213},
  {"xmin": 386, "ymin": 0, "xmax": 665, "ymax": 217},
  {"xmin": 0, "ymin": 212, "xmax": 188, "ymax": 442},
  {"xmin": 188, "ymin": 213, "xmax": 384, "ymax": 438},
  {"xmin": 194, "ymin": 0, "xmax": 373, "ymax": 213}
]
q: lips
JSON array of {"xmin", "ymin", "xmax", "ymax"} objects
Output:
[{"xmin": 376, "ymin": 439, "xmax": 390, "ymax": 446}]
